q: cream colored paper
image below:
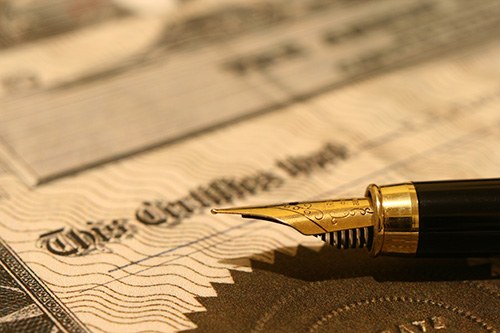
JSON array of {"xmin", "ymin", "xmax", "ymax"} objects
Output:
[{"xmin": 0, "ymin": 0, "xmax": 500, "ymax": 331}]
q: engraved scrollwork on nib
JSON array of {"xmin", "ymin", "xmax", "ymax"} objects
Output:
[
  {"xmin": 328, "ymin": 204, "xmax": 374, "ymax": 226},
  {"xmin": 280, "ymin": 202, "xmax": 325, "ymax": 222},
  {"xmin": 329, "ymin": 209, "xmax": 351, "ymax": 226}
]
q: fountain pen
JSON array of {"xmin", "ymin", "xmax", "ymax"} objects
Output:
[{"xmin": 212, "ymin": 178, "xmax": 500, "ymax": 257}]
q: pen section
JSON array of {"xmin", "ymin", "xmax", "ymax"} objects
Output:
[
  {"xmin": 314, "ymin": 227, "xmax": 374, "ymax": 250},
  {"xmin": 413, "ymin": 179, "xmax": 500, "ymax": 257}
]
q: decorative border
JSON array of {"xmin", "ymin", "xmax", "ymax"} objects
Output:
[{"xmin": 0, "ymin": 237, "xmax": 89, "ymax": 333}]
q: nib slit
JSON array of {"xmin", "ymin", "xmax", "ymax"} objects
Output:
[{"xmin": 210, "ymin": 198, "xmax": 374, "ymax": 235}]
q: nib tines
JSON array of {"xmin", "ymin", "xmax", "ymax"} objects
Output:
[{"xmin": 211, "ymin": 198, "xmax": 374, "ymax": 235}]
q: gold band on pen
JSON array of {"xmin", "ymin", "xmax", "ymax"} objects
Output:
[{"xmin": 366, "ymin": 183, "xmax": 419, "ymax": 256}]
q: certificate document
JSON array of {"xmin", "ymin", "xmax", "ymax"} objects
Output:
[{"xmin": 0, "ymin": 0, "xmax": 500, "ymax": 331}]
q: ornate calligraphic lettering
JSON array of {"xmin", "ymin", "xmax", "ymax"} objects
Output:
[
  {"xmin": 136, "ymin": 172, "xmax": 283, "ymax": 225},
  {"xmin": 276, "ymin": 143, "xmax": 347, "ymax": 177},
  {"xmin": 37, "ymin": 219, "xmax": 135, "ymax": 257}
]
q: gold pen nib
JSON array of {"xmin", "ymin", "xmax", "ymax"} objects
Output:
[{"xmin": 211, "ymin": 198, "xmax": 374, "ymax": 235}]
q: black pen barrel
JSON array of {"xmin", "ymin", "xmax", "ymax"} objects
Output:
[{"xmin": 413, "ymin": 179, "xmax": 500, "ymax": 257}]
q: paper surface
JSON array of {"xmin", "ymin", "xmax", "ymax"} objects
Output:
[{"xmin": 1, "ymin": 0, "xmax": 500, "ymax": 332}]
